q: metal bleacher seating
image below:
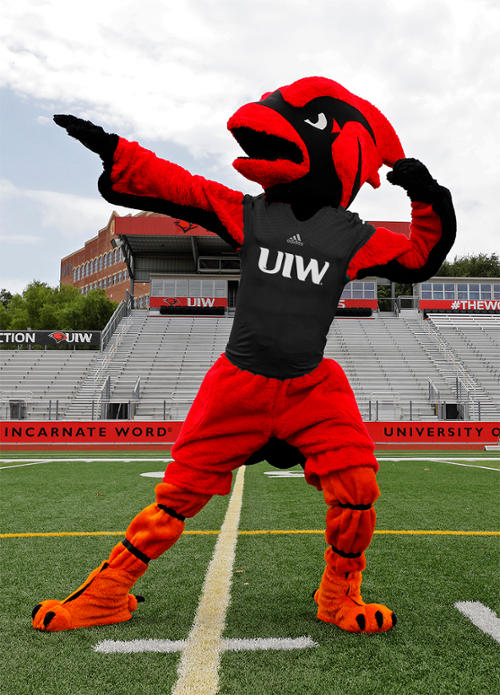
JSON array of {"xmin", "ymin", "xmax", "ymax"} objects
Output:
[
  {"xmin": 0, "ymin": 350, "xmax": 99, "ymax": 420},
  {"xmin": 426, "ymin": 314, "xmax": 500, "ymax": 410},
  {"xmin": 3, "ymin": 310, "xmax": 498, "ymax": 422},
  {"xmin": 108, "ymin": 313, "xmax": 460, "ymax": 422},
  {"xmin": 324, "ymin": 316, "xmax": 454, "ymax": 420},
  {"xmin": 119, "ymin": 315, "xmax": 233, "ymax": 420}
]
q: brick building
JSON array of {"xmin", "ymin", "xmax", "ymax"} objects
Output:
[{"xmin": 59, "ymin": 211, "xmax": 151, "ymax": 307}]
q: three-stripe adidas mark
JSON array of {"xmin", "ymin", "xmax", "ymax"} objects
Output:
[{"xmin": 286, "ymin": 234, "xmax": 304, "ymax": 246}]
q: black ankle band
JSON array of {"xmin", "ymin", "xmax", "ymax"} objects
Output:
[
  {"xmin": 338, "ymin": 502, "xmax": 372, "ymax": 511},
  {"xmin": 158, "ymin": 504, "xmax": 186, "ymax": 522},
  {"xmin": 122, "ymin": 538, "xmax": 151, "ymax": 564},
  {"xmin": 331, "ymin": 544, "xmax": 362, "ymax": 559}
]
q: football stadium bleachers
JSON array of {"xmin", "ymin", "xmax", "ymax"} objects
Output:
[
  {"xmin": 0, "ymin": 351, "xmax": 98, "ymax": 420},
  {"xmin": 1, "ymin": 311, "xmax": 499, "ymax": 421},
  {"xmin": 426, "ymin": 313, "xmax": 499, "ymax": 409}
]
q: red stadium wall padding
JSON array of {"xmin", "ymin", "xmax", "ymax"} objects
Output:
[{"xmin": 1, "ymin": 421, "xmax": 498, "ymax": 451}]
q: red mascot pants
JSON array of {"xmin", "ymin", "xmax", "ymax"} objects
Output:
[{"xmin": 166, "ymin": 354, "xmax": 378, "ymax": 495}]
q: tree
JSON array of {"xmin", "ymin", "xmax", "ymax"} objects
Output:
[
  {"xmin": 0, "ymin": 288, "xmax": 13, "ymax": 308},
  {"xmin": 377, "ymin": 282, "xmax": 413, "ymax": 299},
  {"xmin": 0, "ymin": 302, "xmax": 11, "ymax": 330},
  {"xmin": 437, "ymin": 253, "xmax": 500, "ymax": 278},
  {"xmin": 0, "ymin": 281, "xmax": 118, "ymax": 339}
]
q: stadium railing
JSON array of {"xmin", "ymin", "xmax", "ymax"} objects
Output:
[{"xmin": 1, "ymin": 397, "xmax": 494, "ymax": 422}]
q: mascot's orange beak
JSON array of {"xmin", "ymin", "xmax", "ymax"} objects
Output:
[{"xmin": 228, "ymin": 102, "xmax": 310, "ymax": 189}]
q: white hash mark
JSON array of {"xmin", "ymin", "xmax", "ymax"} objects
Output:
[
  {"xmin": 455, "ymin": 601, "xmax": 500, "ymax": 643},
  {"xmin": 93, "ymin": 636, "xmax": 318, "ymax": 654}
]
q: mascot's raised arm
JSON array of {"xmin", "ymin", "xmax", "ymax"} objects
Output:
[{"xmin": 32, "ymin": 77, "xmax": 455, "ymax": 634}]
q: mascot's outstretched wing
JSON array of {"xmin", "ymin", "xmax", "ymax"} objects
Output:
[{"xmin": 53, "ymin": 115, "xmax": 245, "ymax": 249}]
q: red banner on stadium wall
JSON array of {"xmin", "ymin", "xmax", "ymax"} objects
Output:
[
  {"xmin": 149, "ymin": 297, "xmax": 376, "ymax": 310},
  {"xmin": 149, "ymin": 297, "xmax": 228, "ymax": 308},
  {"xmin": 1, "ymin": 421, "xmax": 184, "ymax": 447},
  {"xmin": 419, "ymin": 299, "xmax": 500, "ymax": 311},
  {"xmin": 337, "ymin": 299, "xmax": 378, "ymax": 309},
  {"xmin": 1, "ymin": 421, "xmax": 499, "ymax": 450},
  {"xmin": 365, "ymin": 421, "xmax": 500, "ymax": 448}
]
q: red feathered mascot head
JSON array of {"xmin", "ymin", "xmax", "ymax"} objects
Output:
[{"xmin": 228, "ymin": 77, "xmax": 404, "ymax": 214}]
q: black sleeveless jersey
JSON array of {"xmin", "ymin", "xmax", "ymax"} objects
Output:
[{"xmin": 225, "ymin": 194, "xmax": 376, "ymax": 379}]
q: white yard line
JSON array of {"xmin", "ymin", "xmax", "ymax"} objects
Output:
[
  {"xmin": 378, "ymin": 457, "xmax": 500, "ymax": 471},
  {"xmin": 171, "ymin": 464, "xmax": 246, "ymax": 695},
  {"xmin": 0, "ymin": 458, "xmax": 174, "ymax": 470},
  {"xmin": 455, "ymin": 602, "xmax": 500, "ymax": 643},
  {"xmin": 377, "ymin": 457, "xmax": 500, "ymax": 461},
  {"xmin": 429, "ymin": 459, "xmax": 500, "ymax": 471},
  {"xmin": 0, "ymin": 460, "xmax": 54, "ymax": 469}
]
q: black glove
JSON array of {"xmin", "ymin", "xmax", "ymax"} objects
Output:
[
  {"xmin": 387, "ymin": 157, "xmax": 440, "ymax": 203},
  {"xmin": 53, "ymin": 115, "xmax": 118, "ymax": 162}
]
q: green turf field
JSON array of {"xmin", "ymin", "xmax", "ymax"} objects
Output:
[{"xmin": 1, "ymin": 450, "xmax": 499, "ymax": 695}]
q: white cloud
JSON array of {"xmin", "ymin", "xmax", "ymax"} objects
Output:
[
  {"xmin": 0, "ymin": 178, "xmax": 132, "ymax": 240},
  {"xmin": 0, "ymin": 277, "xmax": 33, "ymax": 295},
  {"xmin": 0, "ymin": 234, "xmax": 43, "ymax": 244},
  {"xmin": 0, "ymin": 0, "xmax": 499, "ymax": 267}
]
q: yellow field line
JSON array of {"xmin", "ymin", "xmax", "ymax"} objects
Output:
[{"xmin": 1, "ymin": 529, "xmax": 499, "ymax": 538}]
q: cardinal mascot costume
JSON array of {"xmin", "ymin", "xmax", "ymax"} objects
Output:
[{"xmin": 32, "ymin": 77, "xmax": 455, "ymax": 634}]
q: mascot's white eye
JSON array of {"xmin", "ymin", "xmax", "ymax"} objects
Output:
[{"xmin": 304, "ymin": 113, "xmax": 328, "ymax": 130}]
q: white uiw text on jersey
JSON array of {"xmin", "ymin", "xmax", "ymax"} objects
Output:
[{"xmin": 258, "ymin": 247, "xmax": 330, "ymax": 285}]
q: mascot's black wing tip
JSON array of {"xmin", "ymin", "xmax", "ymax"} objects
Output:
[{"xmin": 53, "ymin": 114, "xmax": 76, "ymax": 128}]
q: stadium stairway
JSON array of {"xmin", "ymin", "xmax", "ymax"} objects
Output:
[
  {"xmin": 116, "ymin": 315, "xmax": 233, "ymax": 421},
  {"xmin": 427, "ymin": 315, "xmax": 499, "ymax": 414},
  {"xmin": 404, "ymin": 315, "xmax": 500, "ymax": 421},
  {"xmin": 0, "ymin": 350, "xmax": 99, "ymax": 420},
  {"xmin": 63, "ymin": 311, "xmax": 147, "ymax": 420}
]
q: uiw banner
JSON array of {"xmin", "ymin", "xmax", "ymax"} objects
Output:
[
  {"xmin": 149, "ymin": 297, "xmax": 227, "ymax": 308},
  {"xmin": 0, "ymin": 330, "xmax": 101, "ymax": 346}
]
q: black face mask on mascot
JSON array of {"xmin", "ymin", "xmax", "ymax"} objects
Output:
[{"xmin": 228, "ymin": 77, "xmax": 404, "ymax": 220}]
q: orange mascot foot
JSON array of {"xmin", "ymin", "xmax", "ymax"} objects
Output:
[
  {"xmin": 31, "ymin": 484, "xmax": 209, "ymax": 632},
  {"xmin": 31, "ymin": 560, "xmax": 146, "ymax": 632},
  {"xmin": 315, "ymin": 466, "xmax": 397, "ymax": 633},
  {"xmin": 314, "ymin": 569, "xmax": 396, "ymax": 633}
]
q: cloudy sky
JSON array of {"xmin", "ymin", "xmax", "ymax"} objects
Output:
[{"xmin": 1, "ymin": 0, "xmax": 499, "ymax": 294}]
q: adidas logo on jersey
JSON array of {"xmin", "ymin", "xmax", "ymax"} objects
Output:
[{"xmin": 286, "ymin": 234, "xmax": 304, "ymax": 246}]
